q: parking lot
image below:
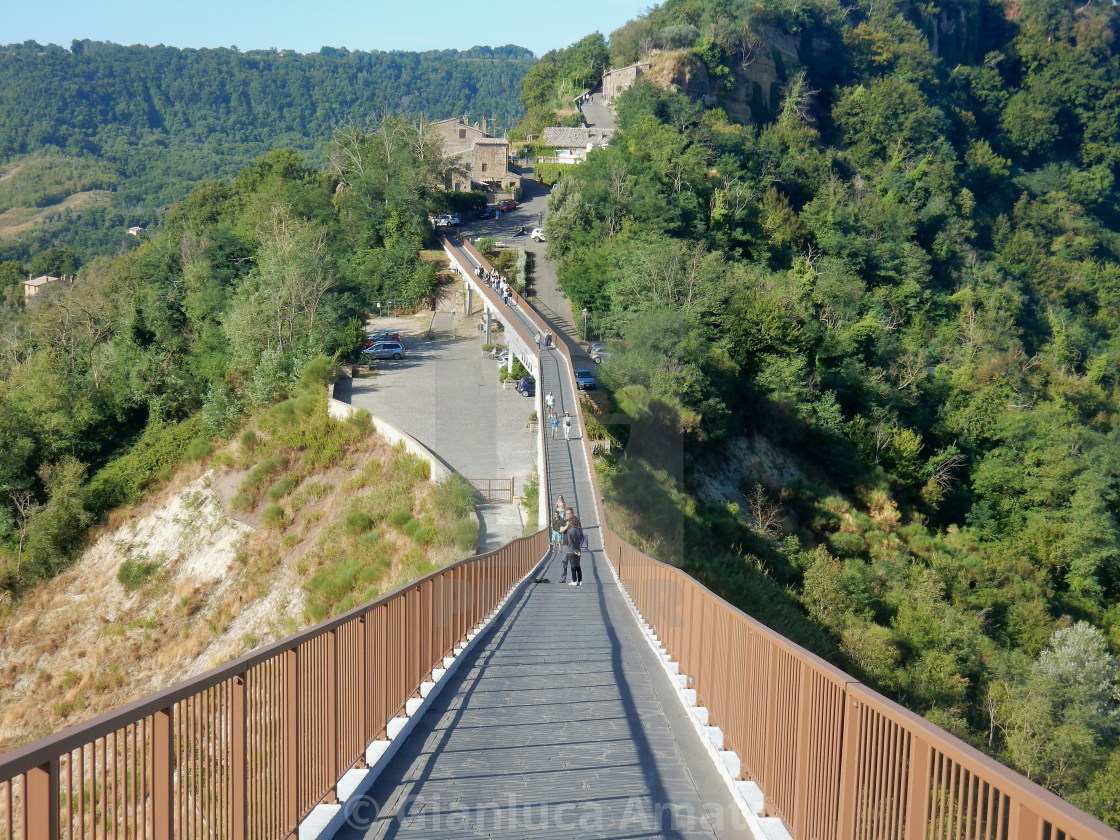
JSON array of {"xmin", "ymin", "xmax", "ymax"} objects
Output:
[{"xmin": 335, "ymin": 312, "xmax": 538, "ymax": 550}]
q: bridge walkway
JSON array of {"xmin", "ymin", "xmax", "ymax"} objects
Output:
[{"xmin": 331, "ymin": 246, "xmax": 755, "ymax": 839}]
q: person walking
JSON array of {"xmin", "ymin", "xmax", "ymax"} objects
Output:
[
  {"xmin": 545, "ymin": 391, "xmax": 554, "ymax": 413},
  {"xmin": 563, "ymin": 412, "xmax": 572, "ymax": 441},
  {"xmin": 560, "ymin": 509, "xmax": 584, "ymax": 586},
  {"xmin": 550, "ymin": 412, "xmax": 560, "ymax": 440},
  {"xmin": 550, "ymin": 507, "xmax": 565, "ymax": 549}
]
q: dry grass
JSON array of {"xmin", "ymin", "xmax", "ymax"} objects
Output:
[{"xmin": 0, "ymin": 400, "xmax": 472, "ymax": 753}]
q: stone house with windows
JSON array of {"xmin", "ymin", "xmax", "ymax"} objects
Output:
[
  {"xmin": 22, "ymin": 275, "xmax": 73, "ymax": 298},
  {"xmin": 602, "ymin": 61, "xmax": 651, "ymax": 104},
  {"xmin": 431, "ymin": 118, "xmax": 520, "ymax": 202}
]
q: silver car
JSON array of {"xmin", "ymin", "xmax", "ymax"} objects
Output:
[{"xmin": 364, "ymin": 341, "xmax": 405, "ymax": 360}]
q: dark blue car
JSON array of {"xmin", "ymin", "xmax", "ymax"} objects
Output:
[{"xmin": 516, "ymin": 377, "xmax": 536, "ymax": 397}]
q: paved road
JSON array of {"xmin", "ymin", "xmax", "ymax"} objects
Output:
[
  {"xmin": 338, "ymin": 313, "xmax": 537, "ymax": 551},
  {"xmin": 581, "ymin": 91, "xmax": 616, "ymax": 130}
]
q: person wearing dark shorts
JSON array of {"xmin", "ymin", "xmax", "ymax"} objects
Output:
[{"xmin": 560, "ymin": 508, "xmax": 584, "ymax": 586}]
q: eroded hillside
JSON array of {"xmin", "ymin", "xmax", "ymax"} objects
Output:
[{"xmin": 0, "ymin": 394, "xmax": 479, "ymax": 752}]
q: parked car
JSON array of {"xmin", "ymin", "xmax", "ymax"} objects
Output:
[
  {"xmin": 495, "ymin": 352, "xmax": 511, "ymax": 368},
  {"xmin": 516, "ymin": 376, "xmax": 536, "ymax": 397},
  {"xmin": 367, "ymin": 330, "xmax": 401, "ymax": 344},
  {"xmin": 431, "ymin": 214, "xmax": 459, "ymax": 227},
  {"xmin": 363, "ymin": 341, "xmax": 405, "ymax": 360},
  {"xmin": 590, "ymin": 350, "xmax": 612, "ymax": 365},
  {"xmin": 479, "ymin": 206, "xmax": 497, "ymax": 219},
  {"xmin": 585, "ymin": 341, "xmax": 607, "ymax": 354},
  {"xmin": 531, "ymin": 227, "xmax": 545, "ymax": 242},
  {"xmin": 497, "ymin": 199, "xmax": 518, "ymax": 212},
  {"xmin": 574, "ymin": 369, "xmax": 596, "ymax": 390}
]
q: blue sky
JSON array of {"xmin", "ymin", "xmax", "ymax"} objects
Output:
[{"xmin": 6, "ymin": 0, "xmax": 654, "ymax": 57}]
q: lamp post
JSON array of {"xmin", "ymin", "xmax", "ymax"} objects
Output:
[{"xmin": 581, "ymin": 308, "xmax": 589, "ymax": 342}]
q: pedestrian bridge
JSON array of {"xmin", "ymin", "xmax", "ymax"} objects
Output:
[{"xmin": 2, "ymin": 242, "xmax": 1117, "ymax": 840}]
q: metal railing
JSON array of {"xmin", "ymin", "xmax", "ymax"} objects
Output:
[
  {"xmin": 601, "ymin": 539, "xmax": 1120, "ymax": 840},
  {"xmin": 0, "ymin": 530, "xmax": 547, "ymax": 840},
  {"xmin": 539, "ymin": 321, "xmax": 1120, "ymax": 840}
]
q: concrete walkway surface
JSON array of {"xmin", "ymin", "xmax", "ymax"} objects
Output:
[{"xmin": 327, "ymin": 195, "xmax": 758, "ymax": 840}]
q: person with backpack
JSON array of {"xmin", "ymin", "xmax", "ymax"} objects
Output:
[{"xmin": 560, "ymin": 508, "xmax": 584, "ymax": 586}]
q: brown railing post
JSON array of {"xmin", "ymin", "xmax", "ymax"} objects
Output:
[
  {"xmin": 283, "ymin": 648, "xmax": 299, "ymax": 838},
  {"xmin": 232, "ymin": 674, "xmax": 247, "ymax": 840},
  {"xmin": 24, "ymin": 760, "xmax": 59, "ymax": 840},
  {"xmin": 905, "ymin": 738, "xmax": 932, "ymax": 840},
  {"xmin": 836, "ymin": 692, "xmax": 861, "ymax": 840},
  {"xmin": 152, "ymin": 707, "xmax": 173, "ymax": 840},
  {"xmin": 327, "ymin": 629, "xmax": 338, "ymax": 799}
]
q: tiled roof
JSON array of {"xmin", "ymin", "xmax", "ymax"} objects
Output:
[{"xmin": 542, "ymin": 127, "xmax": 615, "ymax": 147}]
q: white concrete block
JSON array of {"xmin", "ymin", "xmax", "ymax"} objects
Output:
[
  {"xmin": 704, "ymin": 726, "xmax": 724, "ymax": 749},
  {"xmin": 666, "ymin": 660, "xmax": 679, "ymax": 673},
  {"xmin": 443, "ymin": 656, "xmax": 455, "ymax": 669},
  {"xmin": 419, "ymin": 680, "xmax": 436, "ymax": 698},
  {"xmin": 719, "ymin": 750, "xmax": 741, "ymax": 778},
  {"xmin": 674, "ymin": 674, "xmax": 688, "ymax": 688},
  {"xmin": 386, "ymin": 716, "xmax": 409, "ymax": 740},
  {"xmin": 467, "ymin": 631, "xmax": 477, "ymax": 640},
  {"xmin": 432, "ymin": 667, "xmax": 447, "ymax": 682},
  {"xmin": 737, "ymin": 781, "xmax": 765, "ymax": 816},
  {"xmin": 337, "ymin": 768, "xmax": 368, "ymax": 802},
  {"xmin": 405, "ymin": 697, "xmax": 423, "ymax": 716},
  {"xmin": 365, "ymin": 740, "xmax": 391, "ymax": 765},
  {"xmin": 680, "ymin": 688, "xmax": 697, "ymax": 706},
  {"xmin": 454, "ymin": 646, "xmax": 464, "ymax": 656},
  {"xmin": 692, "ymin": 706, "xmax": 709, "ymax": 726},
  {"xmin": 299, "ymin": 803, "xmax": 341, "ymax": 840},
  {"xmin": 759, "ymin": 817, "xmax": 794, "ymax": 840}
]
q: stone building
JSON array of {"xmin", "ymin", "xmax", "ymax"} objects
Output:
[
  {"xmin": 431, "ymin": 118, "xmax": 520, "ymax": 202},
  {"xmin": 22, "ymin": 275, "xmax": 73, "ymax": 298},
  {"xmin": 602, "ymin": 61, "xmax": 651, "ymax": 104}
]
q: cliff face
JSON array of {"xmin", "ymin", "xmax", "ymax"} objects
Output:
[{"xmin": 638, "ymin": 25, "xmax": 812, "ymax": 127}]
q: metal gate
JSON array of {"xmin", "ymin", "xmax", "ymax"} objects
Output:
[{"xmin": 468, "ymin": 477, "xmax": 515, "ymax": 504}]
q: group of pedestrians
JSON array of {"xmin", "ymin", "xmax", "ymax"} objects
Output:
[
  {"xmin": 549, "ymin": 495, "xmax": 585, "ymax": 586},
  {"xmin": 474, "ymin": 264, "xmax": 516, "ymax": 306},
  {"xmin": 544, "ymin": 391, "xmax": 573, "ymax": 441}
]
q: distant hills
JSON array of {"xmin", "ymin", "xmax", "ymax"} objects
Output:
[{"xmin": 0, "ymin": 40, "xmax": 534, "ymax": 261}]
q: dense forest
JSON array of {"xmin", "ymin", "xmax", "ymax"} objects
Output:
[
  {"xmin": 0, "ymin": 118, "xmax": 456, "ymax": 599},
  {"xmin": 525, "ymin": 0, "xmax": 1120, "ymax": 825},
  {"xmin": 4, "ymin": 0, "xmax": 1120, "ymax": 826},
  {"xmin": 0, "ymin": 40, "xmax": 532, "ymax": 262}
]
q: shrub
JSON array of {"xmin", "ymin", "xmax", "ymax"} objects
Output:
[
  {"xmin": 242, "ymin": 456, "xmax": 288, "ymax": 492},
  {"xmin": 348, "ymin": 408, "xmax": 371, "ymax": 428},
  {"xmin": 388, "ymin": 508, "xmax": 412, "ymax": 528},
  {"xmin": 413, "ymin": 525, "xmax": 436, "ymax": 545},
  {"xmin": 345, "ymin": 511, "xmax": 374, "ymax": 536},
  {"xmin": 232, "ymin": 493, "xmax": 252, "ymax": 511},
  {"xmin": 433, "ymin": 475, "xmax": 477, "ymax": 520},
  {"xmin": 393, "ymin": 450, "xmax": 430, "ymax": 482},
  {"xmin": 300, "ymin": 354, "xmax": 336, "ymax": 390},
  {"xmin": 402, "ymin": 519, "xmax": 420, "ymax": 537},
  {"xmin": 453, "ymin": 517, "xmax": 480, "ymax": 552},
  {"xmin": 240, "ymin": 429, "xmax": 258, "ymax": 451},
  {"xmin": 117, "ymin": 557, "xmax": 161, "ymax": 592},
  {"xmin": 187, "ymin": 439, "xmax": 212, "ymax": 460},
  {"xmin": 267, "ymin": 475, "xmax": 298, "ymax": 501},
  {"xmin": 84, "ymin": 416, "xmax": 204, "ymax": 517},
  {"xmin": 262, "ymin": 505, "xmax": 286, "ymax": 529}
]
